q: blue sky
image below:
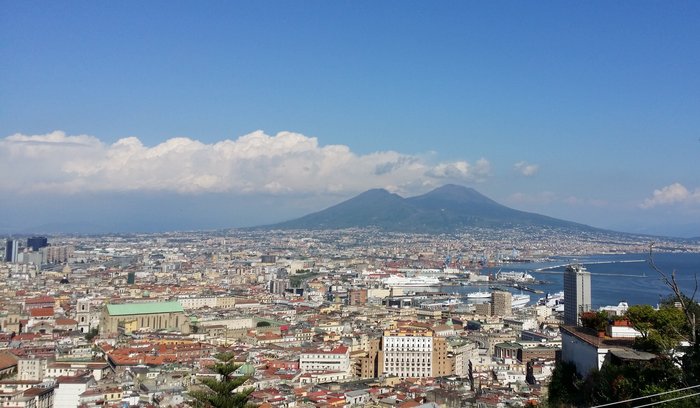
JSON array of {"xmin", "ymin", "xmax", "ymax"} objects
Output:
[{"xmin": 1, "ymin": 1, "xmax": 699, "ymax": 236}]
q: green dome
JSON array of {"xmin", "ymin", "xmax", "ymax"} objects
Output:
[{"xmin": 235, "ymin": 363, "xmax": 255, "ymax": 376}]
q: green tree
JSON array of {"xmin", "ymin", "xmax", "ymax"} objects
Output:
[
  {"xmin": 648, "ymin": 245, "xmax": 697, "ymax": 346},
  {"xmin": 548, "ymin": 356, "xmax": 699, "ymax": 407},
  {"xmin": 85, "ymin": 327, "xmax": 99, "ymax": 341},
  {"xmin": 625, "ymin": 304, "xmax": 687, "ymax": 354},
  {"xmin": 547, "ymin": 361, "xmax": 584, "ymax": 407},
  {"xmin": 580, "ymin": 311, "xmax": 609, "ymax": 332},
  {"xmin": 190, "ymin": 353, "xmax": 254, "ymax": 408}
]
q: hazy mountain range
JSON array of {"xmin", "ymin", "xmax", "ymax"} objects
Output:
[{"xmin": 263, "ymin": 184, "xmax": 598, "ymax": 233}]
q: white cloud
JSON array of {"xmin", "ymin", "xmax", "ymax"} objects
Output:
[
  {"xmin": 640, "ymin": 183, "xmax": 700, "ymax": 209},
  {"xmin": 514, "ymin": 161, "xmax": 539, "ymax": 176},
  {"xmin": 427, "ymin": 158, "xmax": 491, "ymax": 180},
  {"xmin": 0, "ymin": 130, "xmax": 492, "ymax": 195}
]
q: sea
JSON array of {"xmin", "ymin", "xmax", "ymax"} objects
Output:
[{"xmin": 441, "ymin": 252, "xmax": 700, "ymax": 308}]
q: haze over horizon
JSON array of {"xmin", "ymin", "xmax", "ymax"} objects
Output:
[{"xmin": 2, "ymin": 2, "xmax": 699, "ymax": 237}]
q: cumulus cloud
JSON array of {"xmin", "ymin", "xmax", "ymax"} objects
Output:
[
  {"xmin": 426, "ymin": 158, "xmax": 490, "ymax": 181},
  {"xmin": 0, "ymin": 130, "xmax": 491, "ymax": 195},
  {"xmin": 640, "ymin": 183, "xmax": 700, "ymax": 209},
  {"xmin": 514, "ymin": 161, "xmax": 539, "ymax": 176}
]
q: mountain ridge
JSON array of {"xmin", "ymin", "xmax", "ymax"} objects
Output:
[{"xmin": 262, "ymin": 184, "xmax": 597, "ymax": 233}]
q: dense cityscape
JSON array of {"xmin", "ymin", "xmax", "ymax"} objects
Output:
[
  {"xmin": 3, "ymin": 2, "xmax": 700, "ymax": 407},
  {"xmin": 0, "ymin": 228, "xmax": 698, "ymax": 407}
]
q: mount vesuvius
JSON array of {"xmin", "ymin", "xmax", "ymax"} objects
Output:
[{"xmin": 261, "ymin": 184, "xmax": 596, "ymax": 233}]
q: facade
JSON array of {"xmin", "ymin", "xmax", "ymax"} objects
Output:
[
  {"xmin": 54, "ymin": 376, "xmax": 94, "ymax": 408},
  {"xmin": 563, "ymin": 264, "xmax": 592, "ymax": 326},
  {"xmin": 432, "ymin": 336, "xmax": 452, "ymax": 377},
  {"xmin": 356, "ymin": 338, "xmax": 381, "ymax": 378},
  {"xmin": 75, "ymin": 298, "xmax": 102, "ymax": 334},
  {"xmin": 5, "ymin": 239, "xmax": 19, "ymax": 263},
  {"xmin": 560, "ymin": 325, "xmax": 611, "ymax": 376},
  {"xmin": 177, "ymin": 296, "xmax": 236, "ymax": 310},
  {"xmin": 348, "ymin": 289, "xmax": 368, "ymax": 306},
  {"xmin": 26, "ymin": 237, "xmax": 48, "ymax": 252},
  {"xmin": 260, "ymin": 255, "xmax": 277, "ymax": 263},
  {"xmin": 474, "ymin": 302, "xmax": 492, "ymax": 316},
  {"xmin": 269, "ymin": 278, "xmax": 290, "ymax": 295},
  {"xmin": 18, "ymin": 358, "xmax": 47, "ymax": 381},
  {"xmin": 492, "ymin": 291, "xmax": 512, "ymax": 316},
  {"xmin": 40, "ymin": 245, "xmax": 74, "ymax": 264},
  {"xmin": 299, "ymin": 345, "xmax": 350, "ymax": 373},
  {"xmin": 100, "ymin": 301, "xmax": 190, "ymax": 335},
  {"xmin": 381, "ymin": 326, "xmax": 452, "ymax": 378}
]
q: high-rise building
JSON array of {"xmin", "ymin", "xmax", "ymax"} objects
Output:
[
  {"xmin": 26, "ymin": 237, "xmax": 48, "ymax": 252},
  {"xmin": 563, "ymin": 264, "xmax": 592, "ymax": 325},
  {"xmin": 261, "ymin": 255, "xmax": 277, "ymax": 264},
  {"xmin": 5, "ymin": 239, "xmax": 19, "ymax": 263},
  {"xmin": 269, "ymin": 278, "xmax": 290, "ymax": 295},
  {"xmin": 40, "ymin": 245, "xmax": 74, "ymax": 264},
  {"xmin": 492, "ymin": 291, "xmax": 512, "ymax": 316}
]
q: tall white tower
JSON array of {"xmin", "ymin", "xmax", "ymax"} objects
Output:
[{"xmin": 563, "ymin": 264, "xmax": 591, "ymax": 326}]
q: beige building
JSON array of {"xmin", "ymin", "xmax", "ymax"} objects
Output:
[
  {"xmin": 18, "ymin": 358, "xmax": 47, "ymax": 381},
  {"xmin": 492, "ymin": 291, "xmax": 512, "ymax": 316},
  {"xmin": 177, "ymin": 296, "xmax": 236, "ymax": 310},
  {"xmin": 354, "ymin": 338, "xmax": 381, "ymax": 378},
  {"xmin": 100, "ymin": 302, "xmax": 190, "ymax": 335},
  {"xmin": 380, "ymin": 325, "xmax": 453, "ymax": 378}
]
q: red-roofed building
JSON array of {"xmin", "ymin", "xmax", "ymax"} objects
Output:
[
  {"xmin": 0, "ymin": 351, "xmax": 18, "ymax": 376},
  {"xmin": 54, "ymin": 318, "xmax": 78, "ymax": 332},
  {"xmin": 300, "ymin": 345, "xmax": 350, "ymax": 374},
  {"xmin": 24, "ymin": 297, "xmax": 55, "ymax": 312},
  {"xmin": 29, "ymin": 308, "xmax": 54, "ymax": 318}
]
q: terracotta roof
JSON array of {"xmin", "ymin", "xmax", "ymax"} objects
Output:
[
  {"xmin": 57, "ymin": 375, "xmax": 92, "ymax": 384},
  {"xmin": 0, "ymin": 352, "xmax": 18, "ymax": 370},
  {"xmin": 55, "ymin": 318, "xmax": 78, "ymax": 325},
  {"xmin": 29, "ymin": 308, "xmax": 53, "ymax": 318},
  {"xmin": 25, "ymin": 296, "xmax": 55, "ymax": 305}
]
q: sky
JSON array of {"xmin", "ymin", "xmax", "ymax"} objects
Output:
[{"xmin": 1, "ymin": 1, "xmax": 699, "ymax": 237}]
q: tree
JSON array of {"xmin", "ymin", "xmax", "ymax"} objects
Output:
[
  {"xmin": 548, "ymin": 249, "xmax": 700, "ymax": 407},
  {"xmin": 580, "ymin": 311, "xmax": 609, "ymax": 332},
  {"xmin": 547, "ymin": 361, "xmax": 584, "ymax": 407},
  {"xmin": 189, "ymin": 353, "xmax": 254, "ymax": 408},
  {"xmin": 85, "ymin": 327, "xmax": 99, "ymax": 341},
  {"xmin": 648, "ymin": 244, "xmax": 698, "ymax": 346}
]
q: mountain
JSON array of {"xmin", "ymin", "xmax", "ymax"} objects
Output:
[{"xmin": 263, "ymin": 184, "xmax": 596, "ymax": 233}]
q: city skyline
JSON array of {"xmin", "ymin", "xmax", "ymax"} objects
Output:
[{"xmin": 2, "ymin": 2, "xmax": 699, "ymax": 236}]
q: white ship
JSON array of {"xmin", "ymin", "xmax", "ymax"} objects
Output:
[
  {"xmin": 495, "ymin": 271, "xmax": 535, "ymax": 282},
  {"xmin": 539, "ymin": 291, "xmax": 565, "ymax": 312},
  {"xmin": 466, "ymin": 290, "xmax": 492, "ymax": 299},
  {"xmin": 382, "ymin": 275, "xmax": 441, "ymax": 288},
  {"xmin": 512, "ymin": 294, "xmax": 531, "ymax": 308}
]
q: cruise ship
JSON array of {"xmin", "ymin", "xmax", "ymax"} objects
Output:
[
  {"xmin": 512, "ymin": 294, "xmax": 531, "ymax": 308},
  {"xmin": 539, "ymin": 291, "xmax": 565, "ymax": 312},
  {"xmin": 495, "ymin": 271, "xmax": 535, "ymax": 282},
  {"xmin": 466, "ymin": 290, "xmax": 492, "ymax": 299},
  {"xmin": 381, "ymin": 275, "xmax": 441, "ymax": 288}
]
